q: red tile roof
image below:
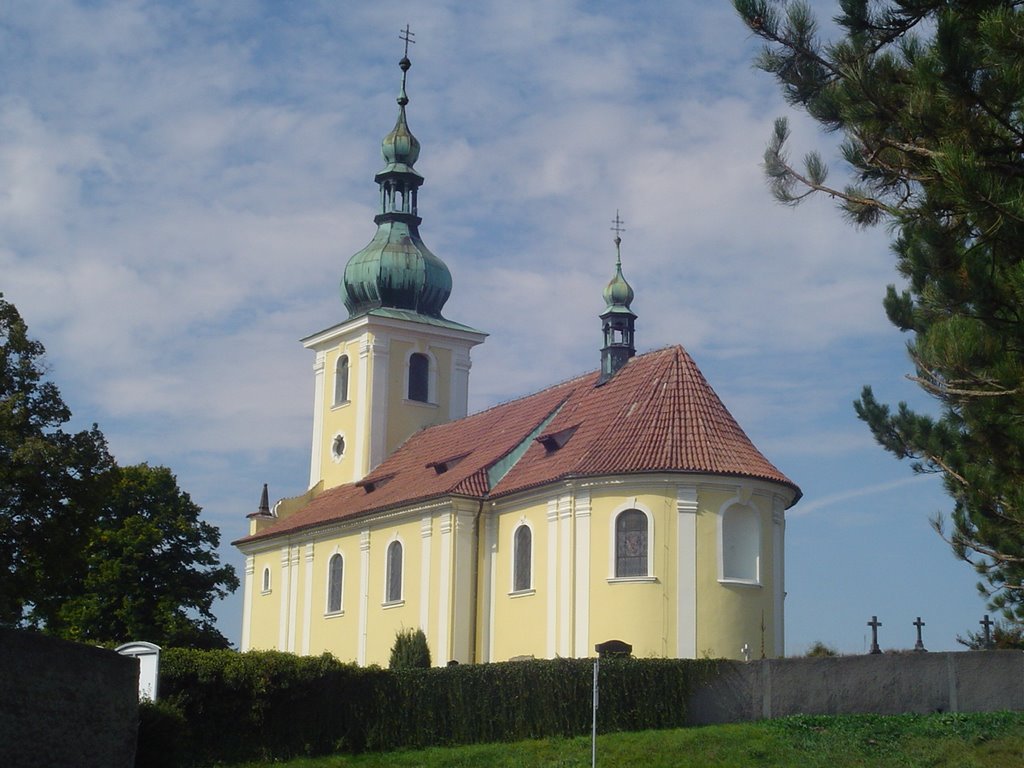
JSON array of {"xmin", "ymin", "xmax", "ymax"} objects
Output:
[{"xmin": 235, "ymin": 346, "xmax": 799, "ymax": 545}]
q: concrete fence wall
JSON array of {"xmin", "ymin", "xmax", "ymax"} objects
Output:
[
  {"xmin": 0, "ymin": 628, "xmax": 139, "ymax": 768},
  {"xmin": 687, "ymin": 650, "xmax": 1024, "ymax": 725}
]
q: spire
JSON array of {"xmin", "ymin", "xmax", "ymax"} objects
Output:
[
  {"xmin": 247, "ymin": 483, "xmax": 274, "ymax": 519},
  {"xmin": 598, "ymin": 211, "xmax": 637, "ymax": 385},
  {"xmin": 341, "ymin": 27, "xmax": 453, "ymax": 319}
]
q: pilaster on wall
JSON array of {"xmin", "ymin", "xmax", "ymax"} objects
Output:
[
  {"xmin": 309, "ymin": 351, "xmax": 326, "ymax": 488},
  {"xmin": 241, "ymin": 555, "xmax": 255, "ymax": 652},
  {"xmin": 450, "ymin": 508, "xmax": 478, "ymax": 663},
  {"xmin": 482, "ymin": 509, "xmax": 498, "ymax": 663},
  {"xmin": 451, "ymin": 351, "xmax": 472, "ymax": 419},
  {"xmin": 301, "ymin": 543, "xmax": 315, "ymax": 655},
  {"xmin": 357, "ymin": 530, "xmax": 370, "ymax": 665},
  {"xmin": 557, "ymin": 494, "xmax": 572, "ymax": 657},
  {"xmin": 772, "ymin": 497, "xmax": 786, "ymax": 657},
  {"xmin": 676, "ymin": 485, "xmax": 698, "ymax": 659},
  {"xmin": 437, "ymin": 512, "xmax": 453, "ymax": 663},
  {"xmin": 545, "ymin": 499, "xmax": 558, "ymax": 658},
  {"xmin": 573, "ymin": 490, "xmax": 592, "ymax": 658},
  {"xmin": 287, "ymin": 546, "xmax": 301, "ymax": 652},
  {"xmin": 278, "ymin": 547, "xmax": 291, "ymax": 651},
  {"xmin": 420, "ymin": 514, "xmax": 433, "ymax": 636}
]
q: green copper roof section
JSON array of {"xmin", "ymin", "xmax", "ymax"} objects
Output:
[
  {"xmin": 602, "ymin": 222, "xmax": 635, "ymax": 314},
  {"xmin": 341, "ymin": 43, "xmax": 453, "ymax": 320},
  {"xmin": 486, "ymin": 403, "xmax": 565, "ymax": 490},
  {"xmin": 379, "ymin": 60, "xmax": 421, "ymax": 175}
]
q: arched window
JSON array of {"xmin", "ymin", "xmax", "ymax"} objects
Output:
[
  {"xmin": 408, "ymin": 353, "xmax": 429, "ymax": 402},
  {"xmin": 722, "ymin": 504, "xmax": 760, "ymax": 582},
  {"xmin": 513, "ymin": 525, "xmax": 532, "ymax": 592},
  {"xmin": 386, "ymin": 540, "xmax": 403, "ymax": 603},
  {"xmin": 334, "ymin": 355, "xmax": 349, "ymax": 405},
  {"xmin": 615, "ymin": 509, "xmax": 648, "ymax": 578},
  {"xmin": 261, "ymin": 567, "xmax": 271, "ymax": 593},
  {"xmin": 327, "ymin": 554, "xmax": 343, "ymax": 613}
]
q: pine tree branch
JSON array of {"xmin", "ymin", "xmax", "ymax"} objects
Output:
[{"xmin": 906, "ymin": 373, "xmax": 1020, "ymax": 398}]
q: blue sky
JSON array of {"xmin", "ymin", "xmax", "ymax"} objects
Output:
[{"xmin": 0, "ymin": 0, "xmax": 992, "ymax": 654}]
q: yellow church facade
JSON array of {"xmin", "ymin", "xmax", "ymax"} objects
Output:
[{"xmin": 234, "ymin": 47, "xmax": 799, "ymax": 666}]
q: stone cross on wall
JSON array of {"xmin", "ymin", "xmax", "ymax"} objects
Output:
[
  {"xmin": 980, "ymin": 614, "xmax": 994, "ymax": 649},
  {"xmin": 741, "ymin": 643, "xmax": 751, "ymax": 662},
  {"xmin": 913, "ymin": 617, "xmax": 927, "ymax": 652},
  {"xmin": 867, "ymin": 616, "xmax": 882, "ymax": 654}
]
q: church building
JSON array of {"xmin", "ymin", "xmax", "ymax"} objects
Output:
[{"xmin": 234, "ymin": 47, "xmax": 801, "ymax": 665}]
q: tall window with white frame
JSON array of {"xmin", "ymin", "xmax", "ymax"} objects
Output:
[
  {"xmin": 408, "ymin": 353, "xmax": 429, "ymax": 402},
  {"xmin": 722, "ymin": 504, "xmax": 760, "ymax": 582},
  {"xmin": 615, "ymin": 509, "xmax": 648, "ymax": 578},
  {"xmin": 513, "ymin": 525, "xmax": 532, "ymax": 592},
  {"xmin": 385, "ymin": 540, "xmax": 403, "ymax": 603},
  {"xmin": 334, "ymin": 354, "xmax": 349, "ymax": 405},
  {"xmin": 261, "ymin": 566, "xmax": 271, "ymax": 593},
  {"xmin": 326, "ymin": 553, "xmax": 343, "ymax": 613}
]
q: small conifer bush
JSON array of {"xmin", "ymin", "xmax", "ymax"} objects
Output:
[{"xmin": 389, "ymin": 627, "xmax": 432, "ymax": 669}]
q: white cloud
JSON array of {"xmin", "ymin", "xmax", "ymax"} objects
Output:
[{"xmin": 0, "ymin": 0, "xmax": 983, "ymax": 650}]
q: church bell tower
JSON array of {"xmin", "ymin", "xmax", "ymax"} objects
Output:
[{"xmin": 303, "ymin": 31, "xmax": 486, "ymax": 491}]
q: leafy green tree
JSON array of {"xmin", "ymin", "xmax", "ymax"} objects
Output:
[
  {"xmin": 0, "ymin": 294, "xmax": 237, "ymax": 646},
  {"xmin": 734, "ymin": 1, "xmax": 1024, "ymax": 619},
  {"xmin": 0, "ymin": 294, "xmax": 113, "ymax": 627},
  {"xmin": 389, "ymin": 627, "xmax": 431, "ymax": 669},
  {"xmin": 58, "ymin": 463, "xmax": 239, "ymax": 648}
]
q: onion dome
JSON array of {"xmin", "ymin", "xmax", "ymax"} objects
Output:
[
  {"xmin": 603, "ymin": 253, "xmax": 635, "ymax": 311},
  {"xmin": 341, "ymin": 45, "xmax": 453, "ymax": 319}
]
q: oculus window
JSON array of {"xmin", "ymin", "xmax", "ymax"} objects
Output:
[
  {"xmin": 615, "ymin": 509, "xmax": 648, "ymax": 578},
  {"xmin": 513, "ymin": 525, "xmax": 532, "ymax": 592},
  {"xmin": 327, "ymin": 554, "xmax": 343, "ymax": 613}
]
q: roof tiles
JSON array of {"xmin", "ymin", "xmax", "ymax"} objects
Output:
[{"xmin": 236, "ymin": 346, "xmax": 798, "ymax": 545}]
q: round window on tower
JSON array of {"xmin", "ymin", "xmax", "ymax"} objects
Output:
[{"xmin": 331, "ymin": 434, "xmax": 346, "ymax": 463}]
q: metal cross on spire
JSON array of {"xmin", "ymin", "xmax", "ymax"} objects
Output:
[
  {"xmin": 400, "ymin": 24, "xmax": 416, "ymax": 57},
  {"xmin": 610, "ymin": 210, "xmax": 625, "ymax": 262}
]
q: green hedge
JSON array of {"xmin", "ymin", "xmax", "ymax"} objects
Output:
[{"xmin": 151, "ymin": 649, "xmax": 720, "ymax": 765}]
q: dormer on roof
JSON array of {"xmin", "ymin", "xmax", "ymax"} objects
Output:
[
  {"xmin": 427, "ymin": 452, "xmax": 470, "ymax": 475},
  {"xmin": 535, "ymin": 424, "xmax": 579, "ymax": 453}
]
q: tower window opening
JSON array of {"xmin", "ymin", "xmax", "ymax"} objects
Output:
[
  {"xmin": 408, "ymin": 353, "xmax": 429, "ymax": 402},
  {"xmin": 334, "ymin": 355, "xmax": 349, "ymax": 405}
]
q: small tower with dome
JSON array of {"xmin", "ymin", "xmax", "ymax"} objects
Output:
[{"xmin": 599, "ymin": 212, "xmax": 637, "ymax": 384}]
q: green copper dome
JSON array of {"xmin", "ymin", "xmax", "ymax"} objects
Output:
[
  {"xmin": 603, "ymin": 249, "xmax": 634, "ymax": 312},
  {"xmin": 341, "ymin": 51, "xmax": 452, "ymax": 319}
]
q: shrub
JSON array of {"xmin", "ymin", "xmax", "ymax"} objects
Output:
[
  {"xmin": 389, "ymin": 627, "xmax": 431, "ymax": 669},
  {"xmin": 805, "ymin": 641, "xmax": 838, "ymax": 657},
  {"xmin": 135, "ymin": 699, "xmax": 188, "ymax": 768}
]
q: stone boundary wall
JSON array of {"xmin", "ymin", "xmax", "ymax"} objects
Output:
[
  {"xmin": 0, "ymin": 628, "xmax": 139, "ymax": 768},
  {"xmin": 687, "ymin": 650, "xmax": 1024, "ymax": 725}
]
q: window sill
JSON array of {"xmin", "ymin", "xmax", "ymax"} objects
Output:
[
  {"xmin": 508, "ymin": 588, "xmax": 536, "ymax": 598},
  {"xmin": 718, "ymin": 578, "xmax": 762, "ymax": 588},
  {"xmin": 403, "ymin": 399, "xmax": 438, "ymax": 409},
  {"xmin": 381, "ymin": 599, "xmax": 405, "ymax": 609},
  {"xmin": 606, "ymin": 576, "xmax": 658, "ymax": 584},
  {"xmin": 330, "ymin": 400, "xmax": 351, "ymax": 411},
  {"xmin": 324, "ymin": 610, "xmax": 345, "ymax": 619},
  {"xmin": 260, "ymin": 589, "xmax": 272, "ymax": 596}
]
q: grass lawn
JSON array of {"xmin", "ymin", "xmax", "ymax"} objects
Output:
[{"xmin": 227, "ymin": 711, "xmax": 1024, "ymax": 768}]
